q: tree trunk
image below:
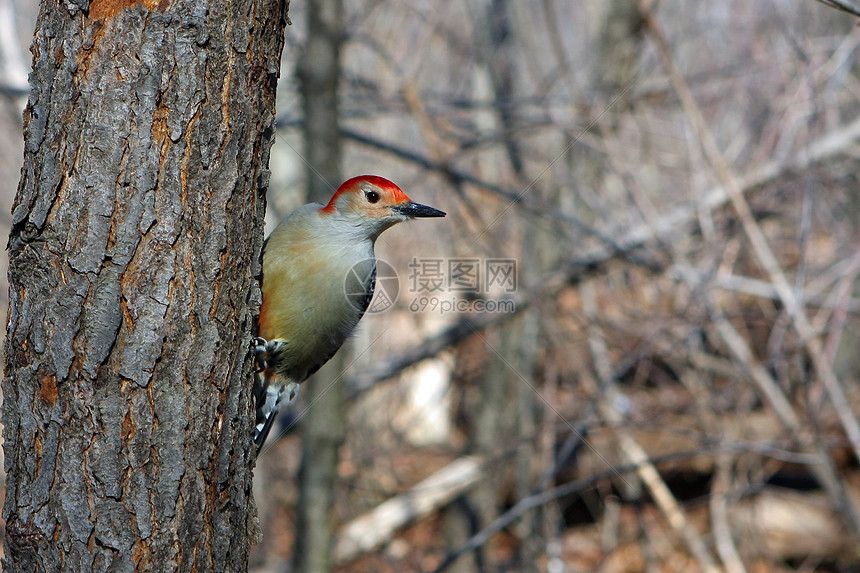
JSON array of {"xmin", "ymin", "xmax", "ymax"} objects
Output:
[
  {"xmin": 292, "ymin": 0, "xmax": 345, "ymax": 571},
  {"xmin": 3, "ymin": 0, "xmax": 289, "ymax": 568}
]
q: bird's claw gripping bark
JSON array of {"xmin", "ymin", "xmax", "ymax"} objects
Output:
[
  {"xmin": 252, "ymin": 336, "xmax": 269, "ymax": 373},
  {"xmin": 252, "ymin": 337, "xmax": 289, "ymax": 373}
]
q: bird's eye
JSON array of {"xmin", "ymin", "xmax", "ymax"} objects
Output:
[{"xmin": 364, "ymin": 190, "xmax": 380, "ymax": 204}]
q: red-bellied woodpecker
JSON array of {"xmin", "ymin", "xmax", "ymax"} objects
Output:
[{"xmin": 252, "ymin": 175, "xmax": 446, "ymax": 450}]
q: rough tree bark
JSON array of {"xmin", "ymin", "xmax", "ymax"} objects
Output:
[{"xmin": 3, "ymin": 0, "xmax": 289, "ymax": 568}]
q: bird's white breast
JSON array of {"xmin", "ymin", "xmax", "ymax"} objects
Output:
[{"xmin": 260, "ymin": 206, "xmax": 377, "ymax": 382}]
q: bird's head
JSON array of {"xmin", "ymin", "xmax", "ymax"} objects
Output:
[{"xmin": 321, "ymin": 175, "xmax": 446, "ymax": 238}]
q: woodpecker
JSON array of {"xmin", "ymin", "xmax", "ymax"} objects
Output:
[{"xmin": 252, "ymin": 175, "xmax": 446, "ymax": 450}]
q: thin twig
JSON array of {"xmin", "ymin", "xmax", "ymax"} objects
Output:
[
  {"xmin": 815, "ymin": 0, "xmax": 860, "ymax": 17},
  {"xmin": 710, "ymin": 455, "xmax": 747, "ymax": 573}
]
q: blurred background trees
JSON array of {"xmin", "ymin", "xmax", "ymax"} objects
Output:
[{"xmin": 3, "ymin": 0, "xmax": 860, "ymax": 571}]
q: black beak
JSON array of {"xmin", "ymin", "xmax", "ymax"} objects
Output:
[{"xmin": 394, "ymin": 202, "xmax": 446, "ymax": 218}]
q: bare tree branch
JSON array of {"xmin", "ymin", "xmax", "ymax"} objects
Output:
[
  {"xmin": 815, "ymin": 0, "xmax": 860, "ymax": 17},
  {"xmin": 334, "ymin": 457, "xmax": 483, "ymax": 563}
]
